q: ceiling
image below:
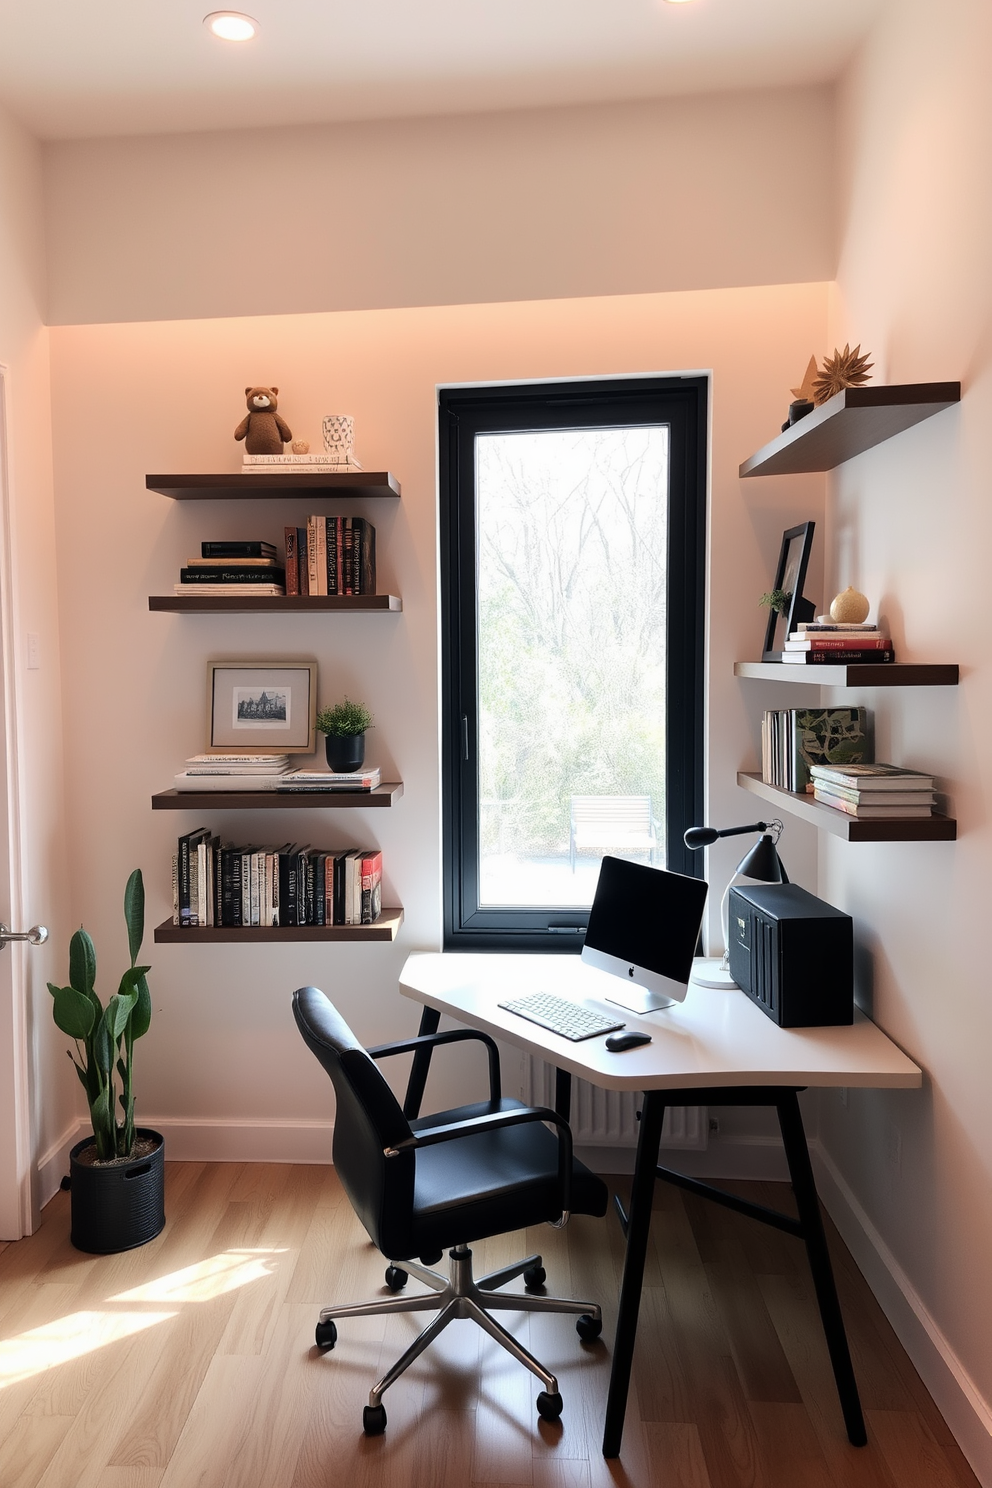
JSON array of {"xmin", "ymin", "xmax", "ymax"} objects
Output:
[{"xmin": 0, "ymin": 0, "xmax": 881, "ymax": 143}]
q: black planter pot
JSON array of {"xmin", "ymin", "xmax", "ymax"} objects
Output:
[
  {"xmin": 325, "ymin": 732, "xmax": 365, "ymax": 772},
  {"xmin": 68, "ymin": 1127, "xmax": 165, "ymax": 1253}
]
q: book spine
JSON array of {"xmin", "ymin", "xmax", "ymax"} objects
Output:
[
  {"xmin": 201, "ymin": 542, "xmax": 275, "ymax": 558},
  {"xmin": 784, "ymin": 649, "xmax": 895, "ymax": 664},
  {"xmin": 180, "ymin": 567, "xmax": 286, "ymax": 583},
  {"xmin": 178, "ymin": 834, "xmax": 192, "ymax": 927},
  {"xmin": 360, "ymin": 520, "xmax": 376, "ymax": 595},
  {"xmin": 336, "ymin": 519, "xmax": 344, "ymax": 598},
  {"xmin": 786, "ymin": 636, "xmax": 891, "ymax": 651},
  {"xmin": 325, "ymin": 516, "xmax": 338, "ymax": 595},
  {"xmin": 172, "ymin": 853, "xmax": 179, "ymax": 925},
  {"xmin": 314, "ymin": 518, "xmax": 328, "ymax": 596},
  {"xmin": 284, "ymin": 527, "xmax": 299, "ymax": 596},
  {"xmin": 342, "ymin": 518, "xmax": 355, "ymax": 595},
  {"xmin": 307, "ymin": 517, "xmax": 319, "ymax": 595}
]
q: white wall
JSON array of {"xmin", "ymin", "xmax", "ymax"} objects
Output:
[
  {"xmin": 47, "ymin": 281, "xmax": 828, "ymax": 1160},
  {"xmin": 43, "ymin": 86, "xmax": 835, "ymax": 324},
  {"xmin": 0, "ymin": 100, "xmax": 74, "ymax": 1228},
  {"xmin": 813, "ymin": 0, "xmax": 992, "ymax": 1479}
]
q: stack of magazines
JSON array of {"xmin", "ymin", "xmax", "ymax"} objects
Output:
[
  {"xmin": 173, "ymin": 754, "xmax": 290, "ymax": 791},
  {"xmin": 809, "ymin": 763, "xmax": 936, "ymax": 818}
]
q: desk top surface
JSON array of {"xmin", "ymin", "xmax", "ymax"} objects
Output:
[{"xmin": 399, "ymin": 953, "xmax": 922, "ymax": 1092}]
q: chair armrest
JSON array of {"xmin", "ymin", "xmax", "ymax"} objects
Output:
[
  {"xmin": 367, "ymin": 1028, "xmax": 501, "ymax": 1103},
  {"xmin": 385, "ymin": 1104, "xmax": 574, "ymax": 1216}
]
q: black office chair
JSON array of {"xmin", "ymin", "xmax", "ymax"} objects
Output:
[{"xmin": 292, "ymin": 985, "xmax": 609, "ymax": 1435}]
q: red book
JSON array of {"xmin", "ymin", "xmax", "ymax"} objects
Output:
[
  {"xmin": 784, "ymin": 635, "xmax": 892, "ymax": 650},
  {"xmin": 360, "ymin": 849, "xmax": 382, "ymax": 924},
  {"xmin": 284, "ymin": 527, "xmax": 299, "ymax": 596}
]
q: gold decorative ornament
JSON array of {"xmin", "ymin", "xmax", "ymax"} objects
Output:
[
  {"xmin": 790, "ymin": 355, "xmax": 819, "ymax": 403},
  {"xmin": 812, "ymin": 344, "xmax": 874, "ymax": 406},
  {"xmin": 829, "ymin": 587, "xmax": 871, "ymax": 624}
]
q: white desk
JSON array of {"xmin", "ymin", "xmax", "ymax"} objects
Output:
[{"xmin": 399, "ymin": 952, "xmax": 921, "ymax": 1456}]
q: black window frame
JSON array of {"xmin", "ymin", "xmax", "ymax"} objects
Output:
[{"xmin": 439, "ymin": 375, "xmax": 707, "ymax": 951}]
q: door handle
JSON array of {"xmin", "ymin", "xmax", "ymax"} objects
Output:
[{"xmin": 0, "ymin": 923, "xmax": 48, "ymax": 950}]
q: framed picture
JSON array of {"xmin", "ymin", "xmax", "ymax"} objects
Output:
[
  {"xmin": 762, "ymin": 521, "xmax": 816, "ymax": 659},
  {"xmin": 206, "ymin": 660, "xmax": 317, "ymax": 754}
]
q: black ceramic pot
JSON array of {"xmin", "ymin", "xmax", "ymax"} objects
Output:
[
  {"xmin": 68, "ymin": 1127, "xmax": 165, "ymax": 1253},
  {"xmin": 325, "ymin": 732, "xmax": 365, "ymax": 772}
]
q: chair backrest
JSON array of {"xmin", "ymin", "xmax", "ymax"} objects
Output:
[
  {"xmin": 292, "ymin": 986, "xmax": 415, "ymax": 1253},
  {"xmin": 570, "ymin": 795, "xmax": 653, "ymax": 831}
]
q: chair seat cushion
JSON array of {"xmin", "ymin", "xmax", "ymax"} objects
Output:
[{"xmin": 403, "ymin": 1098, "xmax": 608, "ymax": 1257}]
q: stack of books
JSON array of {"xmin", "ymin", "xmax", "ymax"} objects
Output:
[
  {"xmin": 284, "ymin": 517, "xmax": 376, "ymax": 597},
  {"xmin": 171, "ymin": 832, "xmax": 382, "ymax": 927},
  {"xmin": 175, "ymin": 541, "xmax": 285, "ymax": 596},
  {"xmin": 809, "ymin": 763, "xmax": 936, "ymax": 818},
  {"xmin": 761, "ymin": 708, "xmax": 870, "ymax": 793},
  {"xmin": 173, "ymin": 754, "xmax": 291, "ymax": 792},
  {"xmin": 277, "ymin": 767, "xmax": 381, "ymax": 792},
  {"xmin": 780, "ymin": 621, "xmax": 894, "ymax": 665},
  {"xmin": 242, "ymin": 452, "xmax": 363, "ymax": 473}
]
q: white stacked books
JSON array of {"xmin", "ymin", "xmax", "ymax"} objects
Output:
[
  {"xmin": 242, "ymin": 453, "xmax": 364, "ymax": 472},
  {"xmin": 277, "ymin": 766, "xmax": 381, "ymax": 792},
  {"xmin": 174, "ymin": 754, "xmax": 291, "ymax": 792}
]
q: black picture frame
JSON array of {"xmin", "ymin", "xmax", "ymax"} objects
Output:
[{"xmin": 762, "ymin": 521, "xmax": 816, "ymax": 659}]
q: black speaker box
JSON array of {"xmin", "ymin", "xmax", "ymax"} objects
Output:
[{"xmin": 728, "ymin": 883, "xmax": 853, "ymax": 1027}]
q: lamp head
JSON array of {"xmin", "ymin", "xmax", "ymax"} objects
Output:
[{"xmin": 735, "ymin": 831, "xmax": 788, "ymax": 883}]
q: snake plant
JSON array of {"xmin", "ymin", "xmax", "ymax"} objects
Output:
[{"xmin": 47, "ymin": 869, "xmax": 151, "ymax": 1161}]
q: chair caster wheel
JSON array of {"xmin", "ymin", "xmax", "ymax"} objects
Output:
[
  {"xmin": 315, "ymin": 1319, "xmax": 337, "ymax": 1350},
  {"xmin": 536, "ymin": 1390, "xmax": 563, "ymax": 1422},
  {"xmin": 363, "ymin": 1404, "xmax": 387, "ymax": 1435},
  {"xmin": 384, "ymin": 1265, "xmax": 408, "ymax": 1291},
  {"xmin": 523, "ymin": 1264, "xmax": 547, "ymax": 1291},
  {"xmin": 576, "ymin": 1314, "xmax": 602, "ymax": 1343}
]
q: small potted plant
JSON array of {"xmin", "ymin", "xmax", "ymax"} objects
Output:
[
  {"xmin": 316, "ymin": 698, "xmax": 374, "ymax": 772},
  {"xmin": 48, "ymin": 869, "xmax": 165, "ymax": 1253}
]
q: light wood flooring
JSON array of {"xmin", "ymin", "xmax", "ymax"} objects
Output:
[{"xmin": 0, "ymin": 1161, "xmax": 980, "ymax": 1488}]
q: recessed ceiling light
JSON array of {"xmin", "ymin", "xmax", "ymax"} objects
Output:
[{"xmin": 204, "ymin": 12, "xmax": 258, "ymax": 42}]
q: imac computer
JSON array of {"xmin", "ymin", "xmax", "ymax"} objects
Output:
[{"xmin": 581, "ymin": 855, "xmax": 708, "ymax": 1015}]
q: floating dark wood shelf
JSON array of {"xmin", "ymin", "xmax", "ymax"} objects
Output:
[
  {"xmin": 737, "ymin": 773, "xmax": 956, "ymax": 842},
  {"xmin": 152, "ymin": 783, "xmax": 403, "ymax": 810},
  {"xmin": 149, "ymin": 593, "xmax": 402, "ymax": 613},
  {"xmin": 147, "ymin": 472, "xmax": 400, "ymax": 499},
  {"xmin": 739, "ymin": 383, "xmax": 961, "ymax": 478},
  {"xmin": 734, "ymin": 661, "xmax": 958, "ymax": 687},
  {"xmin": 153, "ymin": 909, "xmax": 404, "ymax": 944}
]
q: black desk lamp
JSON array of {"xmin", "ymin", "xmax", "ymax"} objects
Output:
[{"xmin": 683, "ymin": 819, "xmax": 788, "ymax": 989}]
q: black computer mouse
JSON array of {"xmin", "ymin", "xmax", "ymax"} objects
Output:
[{"xmin": 605, "ymin": 1031, "xmax": 653, "ymax": 1052}]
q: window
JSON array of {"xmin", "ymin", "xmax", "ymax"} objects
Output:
[{"xmin": 440, "ymin": 376, "xmax": 706, "ymax": 950}]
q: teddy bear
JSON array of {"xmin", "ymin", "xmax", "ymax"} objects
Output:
[{"xmin": 234, "ymin": 387, "xmax": 293, "ymax": 455}]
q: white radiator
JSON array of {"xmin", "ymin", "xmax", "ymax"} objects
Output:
[{"xmin": 523, "ymin": 1055, "xmax": 708, "ymax": 1151}]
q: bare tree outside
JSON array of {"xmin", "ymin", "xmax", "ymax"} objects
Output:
[{"xmin": 476, "ymin": 425, "xmax": 669, "ymax": 906}]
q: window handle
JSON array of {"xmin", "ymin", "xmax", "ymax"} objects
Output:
[{"xmin": 461, "ymin": 716, "xmax": 470, "ymax": 762}]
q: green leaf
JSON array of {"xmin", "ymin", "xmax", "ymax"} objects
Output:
[
  {"xmin": 51, "ymin": 985, "xmax": 96, "ymax": 1041},
  {"xmin": 69, "ymin": 928, "xmax": 96, "ymax": 997},
  {"xmin": 93, "ymin": 1008, "xmax": 114, "ymax": 1075},
  {"xmin": 106, "ymin": 992, "xmax": 135, "ymax": 1043},
  {"xmin": 70, "ymin": 1054, "xmax": 89, "ymax": 1091},
  {"xmin": 124, "ymin": 869, "xmax": 145, "ymax": 968},
  {"xmin": 90, "ymin": 1082, "xmax": 114, "ymax": 1160},
  {"xmin": 130, "ymin": 972, "xmax": 152, "ymax": 1041}
]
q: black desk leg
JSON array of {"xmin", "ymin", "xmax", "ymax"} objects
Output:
[
  {"xmin": 602, "ymin": 1090, "xmax": 666, "ymax": 1458},
  {"xmin": 402, "ymin": 1006, "xmax": 441, "ymax": 1120},
  {"xmin": 777, "ymin": 1091, "xmax": 868, "ymax": 1447},
  {"xmin": 554, "ymin": 1068, "xmax": 572, "ymax": 1123}
]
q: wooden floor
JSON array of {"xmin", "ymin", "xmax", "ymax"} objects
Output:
[{"xmin": 0, "ymin": 1162, "xmax": 979, "ymax": 1488}]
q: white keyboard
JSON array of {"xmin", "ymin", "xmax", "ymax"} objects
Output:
[{"xmin": 498, "ymin": 991, "xmax": 625, "ymax": 1042}]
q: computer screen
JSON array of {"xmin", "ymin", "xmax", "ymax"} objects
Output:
[{"xmin": 581, "ymin": 856, "xmax": 708, "ymax": 1013}]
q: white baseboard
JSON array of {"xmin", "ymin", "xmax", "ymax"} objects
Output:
[
  {"xmin": 812, "ymin": 1140, "xmax": 992, "ymax": 1488},
  {"xmin": 36, "ymin": 1119, "xmax": 84, "ymax": 1212}
]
